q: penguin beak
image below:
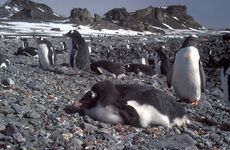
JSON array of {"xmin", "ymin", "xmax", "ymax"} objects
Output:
[
  {"xmin": 63, "ymin": 33, "xmax": 67, "ymax": 37},
  {"xmin": 73, "ymin": 100, "xmax": 83, "ymax": 108},
  {"xmin": 73, "ymin": 91, "xmax": 97, "ymax": 109}
]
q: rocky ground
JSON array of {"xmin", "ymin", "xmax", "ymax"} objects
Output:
[{"xmin": 0, "ymin": 34, "xmax": 230, "ymax": 150}]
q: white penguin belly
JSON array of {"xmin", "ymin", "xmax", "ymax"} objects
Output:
[
  {"xmin": 172, "ymin": 47, "xmax": 201, "ymax": 101},
  {"xmin": 127, "ymin": 100, "xmax": 170, "ymax": 127},
  {"xmin": 221, "ymin": 68, "xmax": 230, "ymax": 105},
  {"xmin": 66, "ymin": 38, "xmax": 73, "ymax": 65},
  {"xmin": 38, "ymin": 44, "xmax": 50, "ymax": 68},
  {"xmin": 85, "ymin": 104, "xmax": 123, "ymax": 124},
  {"xmin": 154, "ymin": 54, "xmax": 161, "ymax": 75}
]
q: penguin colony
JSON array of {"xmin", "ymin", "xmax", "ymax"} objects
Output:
[{"xmin": 2, "ymin": 31, "xmax": 229, "ymax": 128}]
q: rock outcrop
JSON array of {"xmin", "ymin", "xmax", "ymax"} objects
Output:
[
  {"xmin": 103, "ymin": 5, "xmax": 202, "ymax": 31},
  {"xmin": 70, "ymin": 8, "xmax": 93, "ymax": 24},
  {"xmin": 0, "ymin": 0, "xmax": 203, "ymax": 32},
  {"xmin": 0, "ymin": 0, "xmax": 64, "ymax": 21}
]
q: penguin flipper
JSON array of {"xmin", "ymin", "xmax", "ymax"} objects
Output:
[
  {"xmin": 48, "ymin": 46, "xmax": 55, "ymax": 67},
  {"xmin": 119, "ymin": 104, "xmax": 141, "ymax": 127},
  {"xmin": 167, "ymin": 64, "xmax": 174, "ymax": 88},
  {"xmin": 70, "ymin": 48, "xmax": 77, "ymax": 68},
  {"xmin": 199, "ymin": 61, "xmax": 206, "ymax": 92}
]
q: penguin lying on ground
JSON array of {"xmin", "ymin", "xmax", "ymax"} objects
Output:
[
  {"xmin": 90, "ymin": 60, "xmax": 126, "ymax": 78},
  {"xmin": 219, "ymin": 57, "xmax": 230, "ymax": 106},
  {"xmin": 37, "ymin": 38, "xmax": 56, "ymax": 70},
  {"xmin": 65, "ymin": 80, "xmax": 189, "ymax": 128},
  {"xmin": 124, "ymin": 63, "xmax": 156, "ymax": 77},
  {"xmin": 14, "ymin": 38, "xmax": 38, "ymax": 57},
  {"xmin": 63, "ymin": 30, "xmax": 90, "ymax": 71},
  {"xmin": 154, "ymin": 46, "xmax": 171, "ymax": 76},
  {"xmin": 167, "ymin": 35, "xmax": 206, "ymax": 105},
  {"xmin": 0, "ymin": 54, "xmax": 10, "ymax": 69}
]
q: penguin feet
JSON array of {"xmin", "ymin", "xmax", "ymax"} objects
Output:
[
  {"xmin": 191, "ymin": 100, "xmax": 199, "ymax": 106},
  {"xmin": 177, "ymin": 99, "xmax": 199, "ymax": 106}
]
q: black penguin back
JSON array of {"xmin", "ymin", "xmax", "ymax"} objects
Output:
[
  {"xmin": 181, "ymin": 35, "xmax": 198, "ymax": 48},
  {"xmin": 90, "ymin": 60, "xmax": 125, "ymax": 76}
]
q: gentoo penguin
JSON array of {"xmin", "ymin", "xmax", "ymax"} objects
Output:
[
  {"xmin": 37, "ymin": 38, "xmax": 56, "ymax": 70},
  {"xmin": 55, "ymin": 41, "xmax": 67, "ymax": 55},
  {"xmin": 0, "ymin": 54, "xmax": 10, "ymax": 69},
  {"xmin": 154, "ymin": 46, "xmax": 171, "ymax": 76},
  {"xmin": 65, "ymin": 80, "xmax": 189, "ymax": 128},
  {"xmin": 63, "ymin": 30, "xmax": 90, "ymax": 71},
  {"xmin": 219, "ymin": 57, "xmax": 230, "ymax": 106},
  {"xmin": 21, "ymin": 38, "xmax": 29, "ymax": 48},
  {"xmin": 14, "ymin": 38, "xmax": 38, "ymax": 57},
  {"xmin": 167, "ymin": 35, "xmax": 206, "ymax": 105},
  {"xmin": 124, "ymin": 64, "xmax": 156, "ymax": 76},
  {"xmin": 90, "ymin": 60, "xmax": 125, "ymax": 78}
]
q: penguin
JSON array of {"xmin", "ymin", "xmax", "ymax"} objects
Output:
[
  {"xmin": 21, "ymin": 38, "xmax": 29, "ymax": 48},
  {"xmin": 14, "ymin": 38, "xmax": 38, "ymax": 57},
  {"xmin": 63, "ymin": 30, "xmax": 90, "ymax": 71},
  {"xmin": 0, "ymin": 54, "xmax": 10, "ymax": 69},
  {"xmin": 124, "ymin": 64, "xmax": 156, "ymax": 76},
  {"xmin": 61, "ymin": 41, "xmax": 67, "ymax": 52},
  {"xmin": 90, "ymin": 60, "xmax": 125, "ymax": 78},
  {"xmin": 55, "ymin": 41, "xmax": 67, "ymax": 55},
  {"xmin": 219, "ymin": 57, "xmax": 230, "ymax": 106},
  {"xmin": 14, "ymin": 47, "xmax": 38, "ymax": 57},
  {"xmin": 65, "ymin": 80, "xmax": 189, "ymax": 128},
  {"xmin": 167, "ymin": 35, "xmax": 206, "ymax": 105},
  {"xmin": 154, "ymin": 46, "xmax": 171, "ymax": 76},
  {"xmin": 37, "ymin": 38, "xmax": 56, "ymax": 70}
]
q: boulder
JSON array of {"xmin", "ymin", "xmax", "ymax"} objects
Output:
[
  {"xmin": 70, "ymin": 8, "xmax": 93, "ymax": 24},
  {"xmin": 104, "ymin": 8, "xmax": 129, "ymax": 23},
  {"xmin": 94, "ymin": 13, "xmax": 102, "ymax": 22}
]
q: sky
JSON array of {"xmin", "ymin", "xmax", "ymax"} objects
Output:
[{"xmin": 0, "ymin": 0, "xmax": 230, "ymax": 29}]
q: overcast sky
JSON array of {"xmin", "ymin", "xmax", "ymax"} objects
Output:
[{"xmin": 0, "ymin": 0, "xmax": 230, "ymax": 29}]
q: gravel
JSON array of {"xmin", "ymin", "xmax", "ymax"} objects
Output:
[{"xmin": 0, "ymin": 34, "xmax": 229, "ymax": 149}]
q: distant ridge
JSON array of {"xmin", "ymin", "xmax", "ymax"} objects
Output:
[
  {"xmin": 0, "ymin": 0, "xmax": 64, "ymax": 21},
  {"xmin": 0, "ymin": 0, "xmax": 203, "ymax": 33}
]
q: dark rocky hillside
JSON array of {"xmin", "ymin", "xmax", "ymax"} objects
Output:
[
  {"xmin": 0, "ymin": 0, "xmax": 64, "ymax": 21},
  {"xmin": 0, "ymin": 0, "xmax": 203, "ymax": 32},
  {"xmin": 70, "ymin": 5, "xmax": 202, "ymax": 32}
]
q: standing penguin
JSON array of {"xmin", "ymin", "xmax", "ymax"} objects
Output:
[
  {"xmin": 219, "ymin": 57, "xmax": 230, "ymax": 106},
  {"xmin": 167, "ymin": 35, "xmax": 206, "ymax": 105},
  {"xmin": 63, "ymin": 30, "xmax": 90, "ymax": 71},
  {"xmin": 37, "ymin": 38, "xmax": 56, "ymax": 70},
  {"xmin": 154, "ymin": 46, "xmax": 171, "ymax": 76}
]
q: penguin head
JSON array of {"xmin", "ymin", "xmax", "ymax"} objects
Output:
[
  {"xmin": 63, "ymin": 30, "xmax": 82, "ymax": 39},
  {"xmin": 0, "ymin": 54, "xmax": 10, "ymax": 69},
  {"xmin": 155, "ymin": 46, "xmax": 166, "ymax": 54},
  {"xmin": 73, "ymin": 80, "xmax": 120, "ymax": 110},
  {"xmin": 181, "ymin": 35, "xmax": 199, "ymax": 48}
]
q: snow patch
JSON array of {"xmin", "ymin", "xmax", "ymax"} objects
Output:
[
  {"xmin": 37, "ymin": 7, "xmax": 45, "ymax": 12},
  {"xmin": 162, "ymin": 23, "xmax": 174, "ymax": 30},
  {"xmin": 0, "ymin": 22, "xmax": 152, "ymax": 37},
  {"xmin": 53, "ymin": 13, "xmax": 61, "ymax": 17},
  {"xmin": 160, "ymin": 6, "xmax": 168, "ymax": 9},
  {"xmin": 4, "ymin": 5, "xmax": 11, "ymax": 9},
  {"xmin": 12, "ymin": 6, "xmax": 20, "ymax": 12},
  {"xmin": 173, "ymin": 16, "xmax": 179, "ymax": 21}
]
